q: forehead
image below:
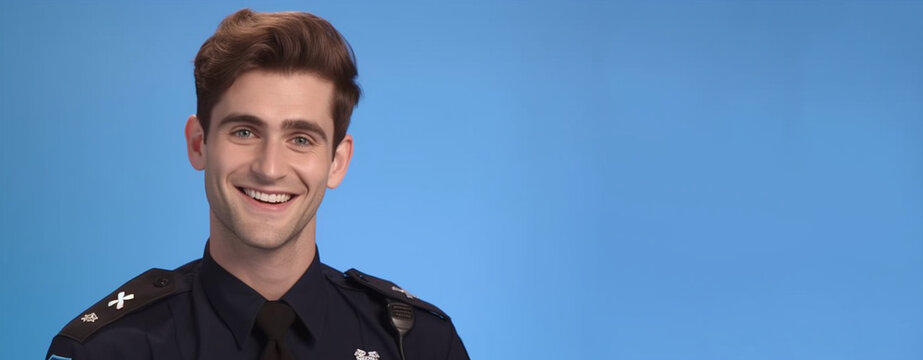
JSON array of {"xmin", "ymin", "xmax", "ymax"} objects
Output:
[{"xmin": 211, "ymin": 70, "xmax": 335, "ymax": 132}]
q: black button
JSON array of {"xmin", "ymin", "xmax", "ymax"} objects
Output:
[{"xmin": 153, "ymin": 277, "xmax": 170, "ymax": 288}]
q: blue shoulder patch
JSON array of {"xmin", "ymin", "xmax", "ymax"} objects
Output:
[{"xmin": 48, "ymin": 355, "xmax": 72, "ymax": 360}]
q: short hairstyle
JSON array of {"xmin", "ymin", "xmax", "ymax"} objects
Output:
[{"xmin": 193, "ymin": 9, "xmax": 360, "ymax": 148}]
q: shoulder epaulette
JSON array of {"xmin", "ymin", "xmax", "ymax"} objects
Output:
[
  {"xmin": 345, "ymin": 268, "xmax": 450, "ymax": 321},
  {"xmin": 59, "ymin": 268, "xmax": 180, "ymax": 342}
]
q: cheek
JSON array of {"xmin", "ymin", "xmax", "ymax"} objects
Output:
[
  {"xmin": 208, "ymin": 145, "xmax": 252, "ymax": 173},
  {"xmin": 291, "ymin": 158, "xmax": 330, "ymax": 185}
]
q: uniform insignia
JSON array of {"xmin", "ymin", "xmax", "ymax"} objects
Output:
[
  {"xmin": 79, "ymin": 313, "xmax": 98, "ymax": 323},
  {"xmin": 354, "ymin": 349, "xmax": 380, "ymax": 360},
  {"xmin": 344, "ymin": 268, "xmax": 449, "ymax": 320},
  {"xmin": 391, "ymin": 285, "xmax": 415, "ymax": 299},
  {"xmin": 107, "ymin": 291, "xmax": 135, "ymax": 310},
  {"xmin": 59, "ymin": 268, "xmax": 179, "ymax": 343}
]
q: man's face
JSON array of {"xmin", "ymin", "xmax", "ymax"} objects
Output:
[{"xmin": 185, "ymin": 70, "xmax": 353, "ymax": 251}]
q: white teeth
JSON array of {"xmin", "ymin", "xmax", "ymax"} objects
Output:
[{"xmin": 243, "ymin": 188, "xmax": 292, "ymax": 204}]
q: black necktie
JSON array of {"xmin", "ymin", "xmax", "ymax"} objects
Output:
[{"xmin": 256, "ymin": 301, "xmax": 296, "ymax": 360}]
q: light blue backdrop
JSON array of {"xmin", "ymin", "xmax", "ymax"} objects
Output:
[{"xmin": 2, "ymin": 1, "xmax": 922, "ymax": 359}]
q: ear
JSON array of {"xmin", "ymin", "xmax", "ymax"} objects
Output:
[
  {"xmin": 327, "ymin": 134, "xmax": 354, "ymax": 189},
  {"xmin": 185, "ymin": 115, "xmax": 206, "ymax": 170}
]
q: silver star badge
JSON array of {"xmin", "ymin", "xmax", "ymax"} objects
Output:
[{"xmin": 80, "ymin": 312, "xmax": 98, "ymax": 323}]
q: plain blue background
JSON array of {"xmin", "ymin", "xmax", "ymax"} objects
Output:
[{"xmin": 2, "ymin": 1, "xmax": 922, "ymax": 359}]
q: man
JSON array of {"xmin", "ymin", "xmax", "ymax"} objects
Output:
[{"xmin": 46, "ymin": 9, "xmax": 468, "ymax": 360}]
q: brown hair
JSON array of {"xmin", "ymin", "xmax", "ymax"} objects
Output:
[{"xmin": 194, "ymin": 9, "xmax": 360, "ymax": 148}]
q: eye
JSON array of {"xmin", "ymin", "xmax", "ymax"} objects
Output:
[
  {"xmin": 292, "ymin": 136, "xmax": 313, "ymax": 146},
  {"xmin": 233, "ymin": 129, "xmax": 253, "ymax": 138}
]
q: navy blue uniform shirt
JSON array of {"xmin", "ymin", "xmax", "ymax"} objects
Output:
[{"xmin": 47, "ymin": 247, "xmax": 468, "ymax": 360}]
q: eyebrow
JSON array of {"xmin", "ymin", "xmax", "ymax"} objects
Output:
[
  {"xmin": 281, "ymin": 119, "xmax": 328, "ymax": 143},
  {"xmin": 217, "ymin": 113, "xmax": 263, "ymax": 129},
  {"xmin": 217, "ymin": 113, "xmax": 328, "ymax": 142}
]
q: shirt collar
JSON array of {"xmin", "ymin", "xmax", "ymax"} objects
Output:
[
  {"xmin": 281, "ymin": 247, "xmax": 329, "ymax": 343},
  {"xmin": 200, "ymin": 242, "xmax": 329, "ymax": 349}
]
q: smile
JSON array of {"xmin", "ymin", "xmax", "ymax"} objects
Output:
[{"xmin": 240, "ymin": 188, "xmax": 293, "ymax": 204}]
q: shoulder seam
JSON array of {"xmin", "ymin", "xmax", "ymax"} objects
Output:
[
  {"xmin": 59, "ymin": 268, "xmax": 185, "ymax": 343},
  {"xmin": 344, "ymin": 268, "xmax": 451, "ymax": 321}
]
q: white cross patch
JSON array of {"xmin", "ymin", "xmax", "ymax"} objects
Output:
[{"xmin": 107, "ymin": 291, "xmax": 135, "ymax": 310}]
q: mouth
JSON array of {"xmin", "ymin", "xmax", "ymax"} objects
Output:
[{"xmin": 238, "ymin": 187, "xmax": 295, "ymax": 204}]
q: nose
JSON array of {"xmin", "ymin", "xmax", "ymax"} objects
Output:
[{"xmin": 250, "ymin": 141, "xmax": 286, "ymax": 183}]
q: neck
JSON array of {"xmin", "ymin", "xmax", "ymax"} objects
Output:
[{"xmin": 207, "ymin": 213, "xmax": 317, "ymax": 301}]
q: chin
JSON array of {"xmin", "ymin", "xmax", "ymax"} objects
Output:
[{"xmin": 236, "ymin": 229, "xmax": 296, "ymax": 251}]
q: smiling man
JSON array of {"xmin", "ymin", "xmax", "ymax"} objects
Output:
[{"xmin": 47, "ymin": 9, "xmax": 468, "ymax": 360}]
